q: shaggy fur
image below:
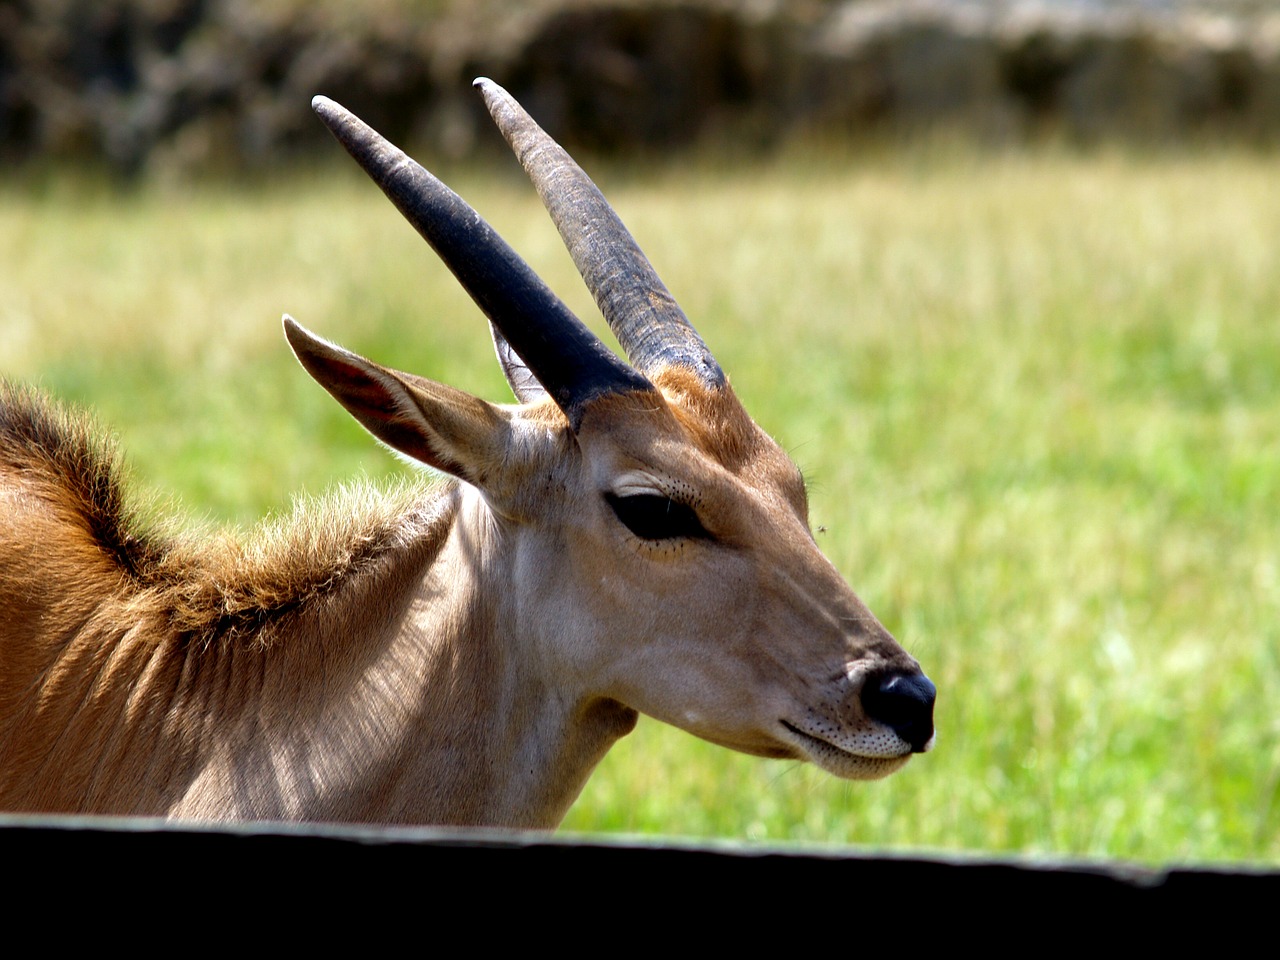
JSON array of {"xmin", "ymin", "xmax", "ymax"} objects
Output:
[
  {"xmin": 0, "ymin": 382, "xmax": 470, "ymax": 819},
  {"xmin": 0, "ymin": 366, "xmax": 928, "ymax": 825},
  {"xmin": 0, "ymin": 382, "xmax": 436, "ymax": 646},
  {"xmin": 0, "ymin": 77, "xmax": 934, "ymax": 824}
]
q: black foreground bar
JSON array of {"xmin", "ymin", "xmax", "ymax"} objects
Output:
[{"xmin": 3, "ymin": 813, "xmax": 1275, "ymax": 924}]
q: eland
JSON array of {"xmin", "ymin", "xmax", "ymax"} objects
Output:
[{"xmin": 0, "ymin": 79, "xmax": 935, "ymax": 828}]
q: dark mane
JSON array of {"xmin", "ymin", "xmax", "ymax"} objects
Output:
[
  {"xmin": 0, "ymin": 382, "xmax": 445, "ymax": 644},
  {"xmin": 0, "ymin": 381, "xmax": 162, "ymax": 581}
]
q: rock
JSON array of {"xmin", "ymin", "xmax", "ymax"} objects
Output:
[{"xmin": 4, "ymin": 0, "xmax": 1280, "ymax": 175}]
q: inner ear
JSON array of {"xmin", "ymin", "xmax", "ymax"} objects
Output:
[{"xmin": 285, "ymin": 316, "xmax": 510, "ymax": 486}]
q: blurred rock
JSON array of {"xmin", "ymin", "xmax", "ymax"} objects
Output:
[{"xmin": 3, "ymin": 0, "xmax": 1279, "ymax": 175}]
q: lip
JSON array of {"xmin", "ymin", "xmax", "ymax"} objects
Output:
[{"xmin": 780, "ymin": 720, "xmax": 913, "ymax": 781}]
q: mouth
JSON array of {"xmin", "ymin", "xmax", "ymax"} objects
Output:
[{"xmin": 779, "ymin": 720, "xmax": 914, "ymax": 781}]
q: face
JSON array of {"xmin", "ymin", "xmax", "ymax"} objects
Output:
[
  {"xmin": 510, "ymin": 369, "xmax": 935, "ymax": 780},
  {"xmin": 299, "ymin": 82, "xmax": 934, "ymax": 796}
]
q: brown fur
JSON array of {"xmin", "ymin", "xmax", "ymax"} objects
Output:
[
  {"xmin": 652, "ymin": 368, "xmax": 765, "ymax": 471},
  {"xmin": 0, "ymin": 348, "xmax": 930, "ymax": 825},
  {"xmin": 0, "ymin": 383, "xmax": 459, "ymax": 816},
  {"xmin": 1, "ymin": 82, "xmax": 935, "ymax": 824},
  {"xmin": 0, "ymin": 382, "xmax": 429, "ymax": 647}
]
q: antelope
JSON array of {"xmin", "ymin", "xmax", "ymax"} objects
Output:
[{"xmin": 0, "ymin": 79, "xmax": 935, "ymax": 828}]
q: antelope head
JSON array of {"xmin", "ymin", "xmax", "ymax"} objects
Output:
[{"xmin": 287, "ymin": 79, "xmax": 935, "ymax": 787}]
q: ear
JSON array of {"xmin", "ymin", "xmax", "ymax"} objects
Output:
[{"xmin": 284, "ymin": 316, "xmax": 511, "ymax": 486}]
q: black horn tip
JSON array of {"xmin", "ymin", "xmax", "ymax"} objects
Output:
[{"xmin": 311, "ymin": 96, "xmax": 367, "ymax": 148}]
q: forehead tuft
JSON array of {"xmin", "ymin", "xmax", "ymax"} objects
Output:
[
  {"xmin": 573, "ymin": 366, "xmax": 807, "ymax": 508},
  {"xmin": 651, "ymin": 367, "xmax": 778, "ymax": 474}
]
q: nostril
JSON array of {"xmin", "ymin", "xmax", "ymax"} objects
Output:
[{"xmin": 862, "ymin": 671, "xmax": 937, "ymax": 753}]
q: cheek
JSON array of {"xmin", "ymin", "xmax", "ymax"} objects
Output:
[
  {"xmin": 603, "ymin": 547, "xmax": 757, "ymax": 644},
  {"xmin": 541, "ymin": 516, "xmax": 766, "ymax": 666}
]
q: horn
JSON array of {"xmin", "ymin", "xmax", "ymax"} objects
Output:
[
  {"xmin": 474, "ymin": 78, "xmax": 726, "ymax": 388},
  {"xmin": 310, "ymin": 96, "xmax": 653, "ymax": 428}
]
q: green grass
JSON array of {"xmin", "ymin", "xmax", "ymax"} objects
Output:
[{"xmin": 4, "ymin": 146, "xmax": 1278, "ymax": 864}]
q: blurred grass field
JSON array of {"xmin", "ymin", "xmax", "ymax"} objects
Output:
[{"xmin": 3, "ymin": 143, "xmax": 1278, "ymax": 864}]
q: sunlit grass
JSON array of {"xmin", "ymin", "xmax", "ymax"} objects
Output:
[{"xmin": 4, "ymin": 145, "xmax": 1278, "ymax": 864}]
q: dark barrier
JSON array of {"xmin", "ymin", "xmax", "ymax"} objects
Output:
[{"xmin": 3, "ymin": 813, "xmax": 1275, "ymax": 924}]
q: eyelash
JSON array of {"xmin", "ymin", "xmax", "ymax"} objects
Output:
[{"xmin": 604, "ymin": 493, "xmax": 709, "ymax": 542}]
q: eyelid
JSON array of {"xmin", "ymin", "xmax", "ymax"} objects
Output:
[{"xmin": 610, "ymin": 471, "xmax": 667, "ymax": 499}]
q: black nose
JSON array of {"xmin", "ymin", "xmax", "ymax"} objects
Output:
[{"xmin": 862, "ymin": 671, "xmax": 936, "ymax": 753}]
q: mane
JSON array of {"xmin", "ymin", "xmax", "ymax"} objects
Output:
[
  {"xmin": 0, "ymin": 382, "xmax": 447, "ymax": 646},
  {"xmin": 0, "ymin": 381, "xmax": 161, "ymax": 580}
]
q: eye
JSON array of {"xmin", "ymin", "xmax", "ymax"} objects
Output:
[{"xmin": 604, "ymin": 492, "xmax": 709, "ymax": 541}]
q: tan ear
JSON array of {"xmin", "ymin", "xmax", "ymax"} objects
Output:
[{"xmin": 284, "ymin": 316, "xmax": 510, "ymax": 486}]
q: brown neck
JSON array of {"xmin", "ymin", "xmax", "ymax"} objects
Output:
[
  {"xmin": 2, "ymin": 476, "xmax": 636, "ymax": 826},
  {"xmin": 164, "ymin": 485, "xmax": 636, "ymax": 827}
]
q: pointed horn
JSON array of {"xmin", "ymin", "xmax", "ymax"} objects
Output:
[
  {"xmin": 311, "ymin": 95, "xmax": 653, "ymax": 428},
  {"xmin": 489, "ymin": 322, "xmax": 546, "ymax": 404},
  {"xmin": 474, "ymin": 78, "xmax": 726, "ymax": 388}
]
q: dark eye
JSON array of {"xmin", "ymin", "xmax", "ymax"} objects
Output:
[{"xmin": 605, "ymin": 493, "xmax": 709, "ymax": 541}]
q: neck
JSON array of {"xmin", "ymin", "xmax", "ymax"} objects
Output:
[{"xmin": 167, "ymin": 484, "xmax": 636, "ymax": 827}]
